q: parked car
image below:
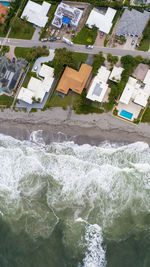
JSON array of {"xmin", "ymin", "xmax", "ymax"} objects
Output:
[
  {"xmin": 34, "ymin": 66, "xmax": 38, "ymax": 71},
  {"xmin": 86, "ymin": 45, "xmax": 93, "ymax": 49},
  {"xmin": 41, "ymin": 38, "xmax": 48, "ymax": 42},
  {"xmin": 131, "ymin": 40, "xmax": 135, "ymax": 45},
  {"xmin": 56, "ymin": 36, "xmax": 61, "ymax": 40},
  {"xmin": 136, "ymin": 43, "xmax": 139, "ymax": 47},
  {"xmin": 12, "ymin": 57, "xmax": 15, "ymax": 63},
  {"xmin": 51, "ymin": 29, "xmax": 56, "ymax": 36},
  {"xmin": 49, "ymin": 37, "xmax": 56, "ymax": 42}
]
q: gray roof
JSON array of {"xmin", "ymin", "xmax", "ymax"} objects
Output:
[
  {"xmin": 0, "ymin": 56, "xmax": 27, "ymax": 94},
  {"xmin": 116, "ymin": 9, "xmax": 150, "ymax": 37},
  {"xmin": 92, "ymin": 83, "xmax": 103, "ymax": 97}
]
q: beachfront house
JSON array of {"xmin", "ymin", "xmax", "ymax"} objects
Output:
[
  {"xmin": 18, "ymin": 64, "xmax": 54, "ymax": 104},
  {"xmin": 117, "ymin": 70, "xmax": 150, "ymax": 121},
  {"xmin": 56, "ymin": 64, "xmax": 92, "ymax": 96},
  {"xmin": 86, "ymin": 66, "xmax": 110, "ymax": 103}
]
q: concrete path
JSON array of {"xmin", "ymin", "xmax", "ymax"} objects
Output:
[
  {"xmin": 32, "ymin": 26, "xmax": 41, "ymax": 41},
  {"xmin": 86, "ymin": 54, "xmax": 93, "ymax": 66},
  {"xmin": 32, "ymin": 49, "xmax": 55, "ymax": 74}
]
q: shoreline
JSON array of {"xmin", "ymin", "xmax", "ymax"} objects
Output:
[{"xmin": 0, "ymin": 108, "xmax": 150, "ymax": 145}]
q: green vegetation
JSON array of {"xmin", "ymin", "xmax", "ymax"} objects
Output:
[
  {"xmin": 9, "ymin": 17, "xmax": 35, "ymax": 39},
  {"xmin": 73, "ymin": 25, "xmax": 97, "ymax": 45},
  {"xmin": 109, "ymin": 55, "xmax": 139, "ymax": 105},
  {"xmin": 46, "ymin": 91, "xmax": 73, "ymax": 109},
  {"xmin": 141, "ymin": 108, "xmax": 150, "ymax": 122},
  {"xmin": 73, "ymin": 91, "xmax": 104, "ymax": 114},
  {"xmin": 0, "ymin": 95, "xmax": 14, "ymax": 107},
  {"xmin": 107, "ymin": 53, "xmax": 118, "ymax": 66},
  {"xmin": 138, "ymin": 20, "xmax": 150, "ymax": 51},
  {"xmin": 15, "ymin": 46, "xmax": 49, "ymax": 62},
  {"xmin": 92, "ymin": 52, "xmax": 105, "ymax": 76},
  {"xmin": 47, "ymin": 48, "xmax": 88, "ymax": 77},
  {"xmin": 0, "ymin": 46, "xmax": 10, "ymax": 55}
]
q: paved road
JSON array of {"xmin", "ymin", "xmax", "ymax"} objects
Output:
[{"xmin": 1, "ymin": 37, "xmax": 150, "ymax": 58}]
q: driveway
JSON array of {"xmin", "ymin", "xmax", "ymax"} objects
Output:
[
  {"xmin": 123, "ymin": 36, "xmax": 138, "ymax": 50},
  {"xmin": 32, "ymin": 49, "xmax": 55, "ymax": 74},
  {"xmin": 32, "ymin": 26, "xmax": 41, "ymax": 41}
]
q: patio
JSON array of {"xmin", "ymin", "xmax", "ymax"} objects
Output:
[{"xmin": 117, "ymin": 99, "xmax": 142, "ymax": 121}]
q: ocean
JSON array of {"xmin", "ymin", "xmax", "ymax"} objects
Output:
[{"xmin": 0, "ymin": 130, "xmax": 150, "ymax": 267}]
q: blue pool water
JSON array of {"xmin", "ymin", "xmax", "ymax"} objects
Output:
[
  {"xmin": 120, "ymin": 109, "xmax": 133, "ymax": 120},
  {"xmin": 0, "ymin": 1, "xmax": 10, "ymax": 7}
]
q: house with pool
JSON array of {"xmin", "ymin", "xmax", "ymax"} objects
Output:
[{"xmin": 117, "ymin": 70, "xmax": 150, "ymax": 121}]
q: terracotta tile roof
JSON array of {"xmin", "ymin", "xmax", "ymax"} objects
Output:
[
  {"xmin": 56, "ymin": 63, "xmax": 93, "ymax": 95},
  {"xmin": 0, "ymin": 4, "xmax": 8, "ymax": 24}
]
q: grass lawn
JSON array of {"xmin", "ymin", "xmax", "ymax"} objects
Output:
[
  {"xmin": 141, "ymin": 107, "xmax": 150, "ymax": 122},
  {"xmin": 14, "ymin": 47, "xmax": 33, "ymax": 58},
  {"xmin": 138, "ymin": 21, "xmax": 150, "ymax": 51},
  {"xmin": 73, "ymin": 26, "xmax": 97, "ymax": 45},
  {"xmin": 0, "ymin": 95, "xmax": 14, "ymax": 107},
  {"xmin": 9, "ymin": 19, "xmax": 35, "ymax": 39},
  {"xmin": 48, "ymin": 91, "xmax": 73, "ymax": 109},
  {"xmin": 71, "ymin": 52, "xmax": 88, "ymax": 67}
]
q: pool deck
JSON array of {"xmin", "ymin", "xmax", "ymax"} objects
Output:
[{"xmin": 117, "ymin": 100, "xmax": 142, "ymax": 121}]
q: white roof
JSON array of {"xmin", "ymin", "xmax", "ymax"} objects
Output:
[
  {"xmin": 143, "ymin": 69, "xmax": 150, "ymax": 84},
  {"xmin": 86, "ymin": 7, "xmax": 116, "ymax": 34},
  {"xmin": 21, "ymin": 0, "xmax": 51, "ymax": 28},
  {"xmin": 109, "ymin": 66, "xmax": 124, "ymax": 82},
  {"xmin": 87, "ymin": 66, "xmax": 110, "ymax": 103},
  {"xmin": 18, "ymin": 64, "xmax": 54, "ymax": 104},
  {"xmin": 97, "ymin": 66, "xmax": 111, "ymax": 83},
  {"xmin": 120, "ymin": 83, "xmax": 134, "ymax": 105},
  {"xmin": 134, "ymin": 89, "xmax": 148, "ymax": 107},
  {"xmin": 120, "ymin": 71, "xmax": 150, "ymax": 107}
]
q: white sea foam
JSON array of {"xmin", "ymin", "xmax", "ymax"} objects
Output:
[
  {"xmin": 83, "ymin": 224, "xmax": 106, "ymax": 267},
  {"xmin": 0, "ymin": 132, "xmax": 149, "ymax": 243}
]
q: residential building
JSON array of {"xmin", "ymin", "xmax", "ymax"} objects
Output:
[
  {"xmin": 0, "ymin": 56, "xmax": 27, "ymax": 95},
  {"xmin": 18, "ymin": 64, "xmax": 54, "ymax": 104},
  {"xmin": 86, "ymin": 66, "xmax": 110, "ymax": 103},
  {"xmin": 52, "ymin": 2, "xmax": 83, "ymax": 29},
  {"xmin": 116, "ymin": 9, "xmax": 150, "ymax": 37},
  {"xmin": 117, "ymin": 70, "xmax": 150, "ymax": 120},
  {"xmin": 86, "ymin": 7, "xmax": 116, "ymax": 34},
  {"xmin": 56, "ymin": 64, "xmax": 92, "ymax": 95},
  {"xmin": 21, "ymin": 0, "xmax": 51, "ymax": 28},
  {"xmin": 109, "ymin": 66, "xmax": 124, "ymax": 83}
]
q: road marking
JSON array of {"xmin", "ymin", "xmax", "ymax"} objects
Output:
[{"xmin": 8, "ymin": 41, "xmax": 19, "ymax": 44}]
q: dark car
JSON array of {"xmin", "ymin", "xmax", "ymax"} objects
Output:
[
  {"xmin": 12, "ymin": 57, "xmax": 15, "ymax": 63},
  {"xmin": 49, "ymin": 37, "xmax": 56, "ymax": 42}
]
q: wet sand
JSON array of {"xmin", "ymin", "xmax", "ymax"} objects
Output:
[{"xmin": 0, "ymin": 108, "xmax": 150, "ymax": 145}]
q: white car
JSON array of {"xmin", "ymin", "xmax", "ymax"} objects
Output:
[
  {"xmin": 86, "ymin": 45, "xmax": 93, "ymax": 49},
  {"xmin": 34, "ymin": 66, "xmax": 38, "ymax": 71}
]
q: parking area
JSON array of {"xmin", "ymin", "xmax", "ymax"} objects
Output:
[
  {"xmin": 123, "ymin": 36, "xmax": 138, "ymax": 50},
  {"xmin": 32, "ymin": 49, "xmax": 55, "ymax": 74},
  {"xmin": 94, "ymin": 31, "xmax": 106, "ymax": 46}
]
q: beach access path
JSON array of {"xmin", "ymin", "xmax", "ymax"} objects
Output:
[{"xmin": 0, "ymin": 108, "xmax": 150, "ymax": 145}]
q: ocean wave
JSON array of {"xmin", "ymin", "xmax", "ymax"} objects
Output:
[{"xmin": 0, "ymin": 131, "xmax": 149, "ymax": 244}]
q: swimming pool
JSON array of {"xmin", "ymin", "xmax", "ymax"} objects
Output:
[
  {"xmin": 120, "ymin": 110, "xmax": 133, "ymax": 120},
  {"xmin": 0, "ymin": 1, "xmax": 10, "ymax": 7},
  {"xmin": 0, "ymin": 89, "xmax": 2, "ymax": 94}
]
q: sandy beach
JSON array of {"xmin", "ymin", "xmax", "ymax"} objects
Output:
[{"xmin": 0, "ymin": 108, "xmax": 150, "ymax": 145}]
